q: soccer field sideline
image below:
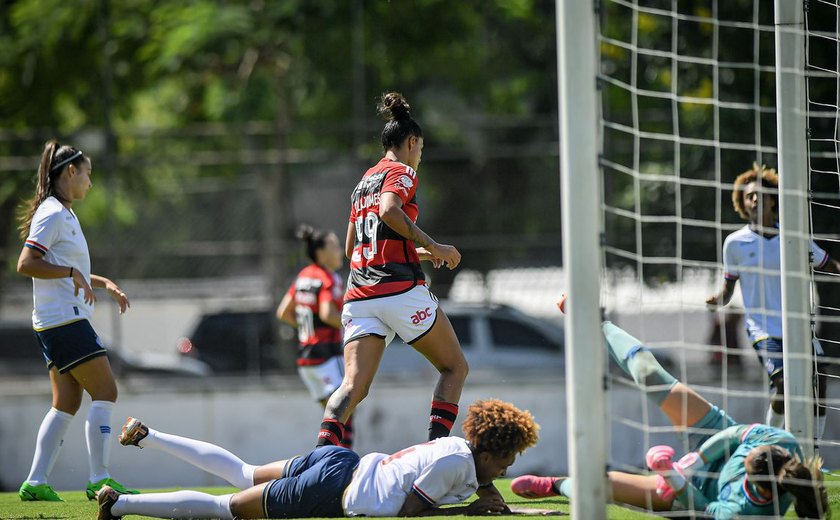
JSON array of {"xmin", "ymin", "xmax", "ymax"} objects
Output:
[{"xmin": 7, "ymin": 475, "xmax": 840, "ymax": 519}]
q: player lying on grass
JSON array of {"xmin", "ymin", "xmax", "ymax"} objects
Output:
[
  {"xmin": 511, "ymin": 296, "xmax": 828, "ymax": 519},
  {"xmin": 97, "ymin": 398, "xmax": 539, "ymax": 519}
]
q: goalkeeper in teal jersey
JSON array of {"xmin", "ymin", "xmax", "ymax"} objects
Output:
[{"xmin": 511, "ymin": 296, "xmax": 828, "ymax": 519}]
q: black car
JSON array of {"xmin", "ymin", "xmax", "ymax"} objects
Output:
[
  {"xmin": 0, "ymin": 322, "xmax": 209, "ymax": 377},
  {"xmin": 177, "ymin": 310, "xmax": 296, "ymax": 375},
  {"xmin": 178, "ymin": 303, "xmax": 566, "ymax": 377}
]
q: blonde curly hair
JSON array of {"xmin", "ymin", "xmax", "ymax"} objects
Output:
[{"xmin": 462, "ymin": 399, "xmax": 540, "ymax": 456}]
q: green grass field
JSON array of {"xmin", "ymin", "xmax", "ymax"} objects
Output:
[{"xmin": 3, "ymin": 476, "xmax": 840, "ymax": 519}]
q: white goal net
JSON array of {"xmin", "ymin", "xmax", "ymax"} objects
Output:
[{"xmin": 584, "ymin": 0, "xmax": 840, "ymax": 515}]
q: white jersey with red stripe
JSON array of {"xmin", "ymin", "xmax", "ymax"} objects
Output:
[
  {"xmin": 722, "ymin": 225, "xmax": 828, "ymax": 342},
  {"xmin": 24, "ymin": 196, "xmax": 93, "ymax": 330},
  {"xmin": 342, "ymin": 436, "xmax": 479, "ymax": 517}
]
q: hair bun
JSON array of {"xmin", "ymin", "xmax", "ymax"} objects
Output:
[
  {"xmin": 377, "ymin": 92, "xmax": 411, "ymax": 121},
  {"xmin": 296, "ymin": 224, "xmax": 314, "ymax": 241}
]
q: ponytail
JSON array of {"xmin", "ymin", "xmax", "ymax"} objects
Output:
[
  {"xmin": 377, "ymin": 92, "xmax": 423, "ymax": 152},
  {"xmin": 17, "ymin": 140, "xmax": 87, "ymax": 239},
  {"xmin": 296, "ymin": 224, "xmax": 329, "ymax": 263},
  {"xmin": 779, "ymin": 456, "xmax": 829, "ymax": 519}
]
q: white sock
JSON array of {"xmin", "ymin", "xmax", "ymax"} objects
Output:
[
  {"xmin": 140, "ymin": 429, "xmax": 256, "ymax": 489},
  {"xmin": 86, "ymin": 400, "xmax": 114, "ymax": 483},
  {"xmin": 26, "ymin": 408, "xmax": 74, "ymax": 485},
  {"xmin": 815, "ymin": 414, "xmax": 827, "ymax": 441},
  {"xmin": 766, "ymin": 405, "xmax": 785, "ymax": 428},
  {"xmin": 112, "ymin": 491, "xmax": 234, "ymax": 519}
]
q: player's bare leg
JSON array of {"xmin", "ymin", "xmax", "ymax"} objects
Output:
[
  {"xmin": 557, "ymin": 294, "xmax": 712, "ymax": 428},
  {"xmin": 411, "ymin": 309, "xmax": 469, "ymax": 439},
  {"xmin": 229, "ymin": 482, "xmax": 271, "ymax": 519},
  {"xmin": 253, "ymin": 461, "xmax": 289, "ymax": 484},
  {"xmin": 607, "ymin": 472, "xmax": 673, "ymax": 511},
  {"xmin": 318, "ymin": 335, "xmax": 385, "ymax": 446},
  {"xmin": 412, "ymin": 310, "xmax": 468, "ymax": 404}
]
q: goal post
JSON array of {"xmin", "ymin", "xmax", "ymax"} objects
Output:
[
  {"xmin": 557, "ymin": 1, "xmax": 608, "ymax": 518},
  {"xmin": 774, "ymin": 0, "xmax": 815, "ymax": 454}
]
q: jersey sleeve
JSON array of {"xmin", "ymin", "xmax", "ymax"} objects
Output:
[
  {"xmin": 380, "ymin": 165, "xmax": 418, "ymax": 206},
  {"xmin": 25, "ymin": 208, "xmax": 61, "ymax": 255},
  {"xmin": 809, "ymin": 240, "xmax": 829, "ymax": 269},
  {"xmin": 318, "ymin": 274, "xmax": 335, "ymax": 305},
  {"xmin": 722, "ymin": 236, "xmax": 740, "ymax": 280},
  {"xmin": 694, "ymin": 425, "xmax": 752, "ymax": 466},
  {"xmin": 411, "ymin": 454, "xmax": 471, "ymax": 506}
]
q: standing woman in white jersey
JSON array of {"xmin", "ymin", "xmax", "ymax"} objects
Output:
[
  {"xmin": 16, "ymin": 141, "xmax": 139, "ymax": 502},
  {"xmin": 706, "ymin": 164, "xmax": 840, "ymax": 441}
]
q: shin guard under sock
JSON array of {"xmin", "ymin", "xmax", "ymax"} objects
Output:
[{"xmin": 602, "ymin": 322, "xmax": 677, "ymax": 405}]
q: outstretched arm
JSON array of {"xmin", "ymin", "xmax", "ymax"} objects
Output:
[
  {"xmin": 691, "ymin": 425, "xmax": 752, "ymax": 467},
  {"xmin": 397, "ymin": 493, "xmax": 508, "ymax": 517},
  {"xmin": 656, "ymin": 426, "xmax": 755, "ymax": 515}
]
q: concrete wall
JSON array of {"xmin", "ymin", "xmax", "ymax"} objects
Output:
[{"xmin": 3, "ymin": 371, "xmax": 836, "ymax": 493}]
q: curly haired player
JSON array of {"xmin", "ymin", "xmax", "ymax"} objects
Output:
[
  {"xmin": 706, "ymin": 164, "xmax": 840, "ymax": 439},
  {"xmin": 98, "ymin": 399, "xmax": 539, "ymax": 519}
]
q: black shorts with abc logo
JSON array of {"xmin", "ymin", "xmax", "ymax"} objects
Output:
[{"xmin": 35, "ymin": 319, "xmax": 107, "ymax": 374}]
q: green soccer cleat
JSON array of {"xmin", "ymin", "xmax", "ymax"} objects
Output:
[
  {"xmin": 86, "ymin": 478, "xmax": 140, "ymax": 500},
  {"xmin": 19, "ymin": 482, "xmax": 64, "ymax": 502}
]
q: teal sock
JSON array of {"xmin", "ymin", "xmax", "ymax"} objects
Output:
[
  {"xmin": 602, "ymin": 321, "xmax": 641, "ymax": 373},
  {"xmin": 559, "ymin": 478, "xmax": 573, "ymax": 498},
  {"xmin": 602, "ymin": 321, "xmax": 677, "ymax": 405}
]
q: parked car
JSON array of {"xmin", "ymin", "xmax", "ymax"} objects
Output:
[
  {"xmin": 177, "ymin": 310, "xmax": 295, "ymax": 375},
  {"xmin": 177, "ymin": 303, "xmax": 566, "ymax": 377},
  {"xmin": 376, "ymin": 301, "xmax": 565, "ymax": 376},
  {"xmin": 0, "ymin": 322, "xmax": 210, "ymax": 378}
]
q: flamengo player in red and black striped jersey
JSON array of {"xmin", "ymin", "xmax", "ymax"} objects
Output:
[
  {"xmin": 277, "ymin": 226, "xmax": 355, "ymax": 448},
  {"xmin": 315, "ymin": 92, "xmax": 469, "ymax": 453}
]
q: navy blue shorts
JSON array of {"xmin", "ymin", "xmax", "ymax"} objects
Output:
[
  {"xmin": 35, "ymin": 319, "xmax": 107, "ymax": 374},
  {"xmin": 263, "ymin": 446, "xmax": 359, "ymax": 518},
  {"xmin": 753, "ymin": 337, "xmax": 784, "ymax": 381},
  {"xmin": 754, "ymin": 337, "xmax": 826, "ymax": 389}
]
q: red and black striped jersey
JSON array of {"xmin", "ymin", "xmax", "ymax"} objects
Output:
[
  {"xmin": 285, "ymin": 263, "xmax": 343, "ymax": 365},
  {"xmin": 345, "ymin": 158, "xmax": 425, "ymax": 302}
]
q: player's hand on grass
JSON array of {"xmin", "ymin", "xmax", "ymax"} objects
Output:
[{"xmin": 465, "ymin": 494, "xmax": 509, "ymax": 515}]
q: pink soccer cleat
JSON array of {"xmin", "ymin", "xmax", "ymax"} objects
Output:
[
  {"xmin": 510, "ymin": 475, "xmax": 562, "ymax": 499},
  {"xmin": 646, "ymin": 445, "xmax": 675, "ymax": 473}
]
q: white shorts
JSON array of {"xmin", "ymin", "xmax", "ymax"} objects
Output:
[
  {"xmin": 342, "ymin": 285, "xmax": 439, "ymax": 346},
  {"xmin": 297, "ymin": 355, "xmax": 344, "ymax": 401}
]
